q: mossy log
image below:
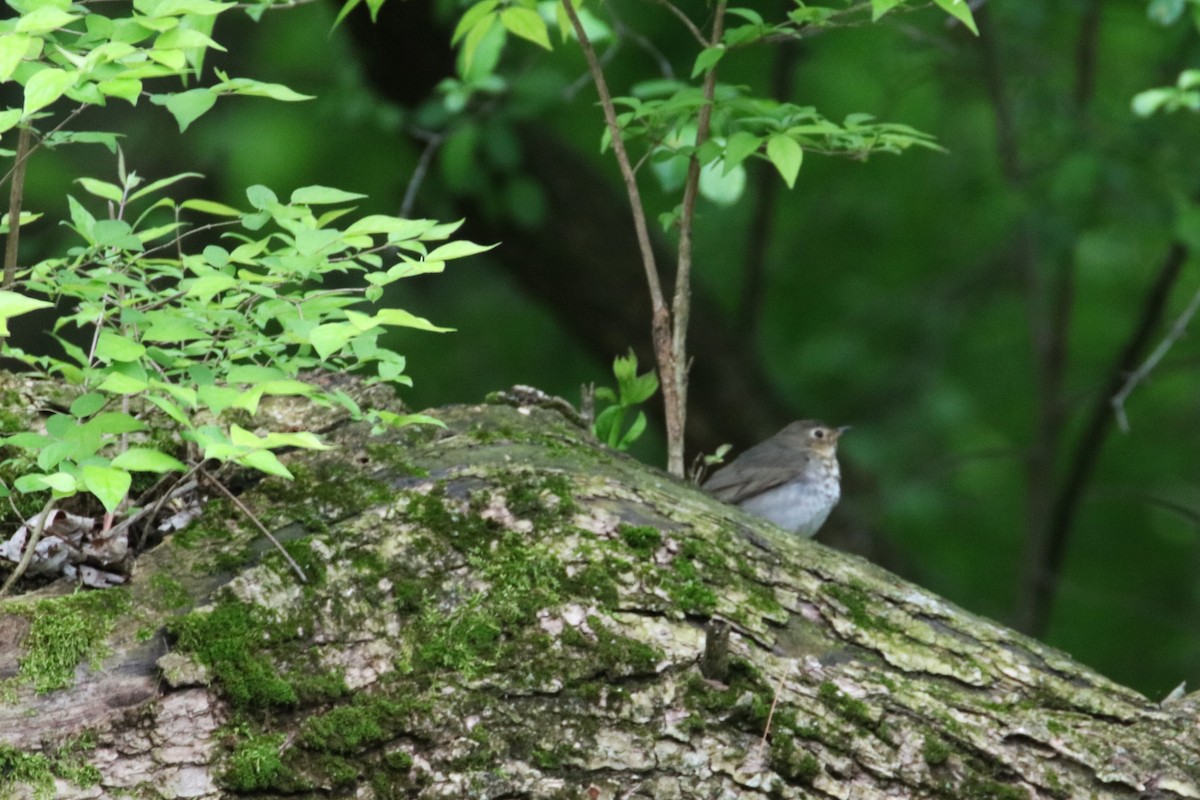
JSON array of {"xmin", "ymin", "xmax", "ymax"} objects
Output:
[{"xmin": 0, "ymin": 379, "xmax": 1198, "ymax": 800}]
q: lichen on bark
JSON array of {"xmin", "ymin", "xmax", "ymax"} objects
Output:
[{"xmin": 0, "ymin": 382, "xmax": 1198, "ymax": 799}]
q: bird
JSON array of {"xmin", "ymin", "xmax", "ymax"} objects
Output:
[{"xmin": 702, "ymin": 420, "xmax": 848, "ymax": 537}]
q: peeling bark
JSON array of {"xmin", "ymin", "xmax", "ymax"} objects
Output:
[{"xmin": 0, "ymin": 376, "xmax": 1197, "ymax": 800}]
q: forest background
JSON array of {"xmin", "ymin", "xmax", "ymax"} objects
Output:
[{"xmin": 7, "ymin": 0, "xmax": 1200, "ymax": 699}]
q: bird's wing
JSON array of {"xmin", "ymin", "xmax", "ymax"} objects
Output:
[{"xmin": 703, "ymin": 451, "xmax": 809, "ymax": 504}]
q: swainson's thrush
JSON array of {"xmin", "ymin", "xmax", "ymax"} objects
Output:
[{"xmin": 702, "ymin": 420, "xmax": 848, "ymax": 537}]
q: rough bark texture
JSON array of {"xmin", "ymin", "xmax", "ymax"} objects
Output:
[{"xmin": 0, "ymin": 376, "xmax": 1197, "ymax": 800}]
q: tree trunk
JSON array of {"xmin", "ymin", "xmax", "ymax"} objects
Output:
[{"xmin": 0, "ymin": 377, "xmax": 1196, "ymax": 800}]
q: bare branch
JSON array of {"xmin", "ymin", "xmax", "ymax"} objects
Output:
[
  {"xmin": 199, "ymin": 466, "xmax": 308, "ymax": 583},
  {"xmin": 1112, "ymin": 279, "xmax": 1200, "ymax": 433},
  {"xmin": 671, "ymin": 0, "xmax": 726, "ymax": 476}
]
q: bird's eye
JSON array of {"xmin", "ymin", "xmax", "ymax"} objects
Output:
[{"xmin": 812, "ymin": 429, "xmax": 825, "ymax": 439}]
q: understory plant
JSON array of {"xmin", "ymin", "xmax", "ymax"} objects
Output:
[
  {"xmin": 0, "ymin": 0, "xmax": 491, "ymax": 591},
  {"xmin": 430, "ymin": 0, "xmax": 980, "ymax": 474}
]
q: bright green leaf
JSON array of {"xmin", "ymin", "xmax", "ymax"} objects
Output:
[
  {"xmin": 933, "ymin": 0, "xmax": 979, "ymax": 35},
  {"xmin": 501, "ymin": 6, "xmax": 551, "ymax": 50},
  {"xmin": 69, "ymin": 392, "xmax": 106, "ymax": 418},
  {"xmin": 766, "ymin": 134, "xmax": 803, "ymax": 189},
  {"xmin": 0, "ymin": 34, "xmax": 33, "ymax": 82},
  {"xmin": 290, "ymin": 185, "xmax": 368, "ymax": 205},
  {"xmin": 14, "ymin": 7, "xmax": 81, "ymax": 34},
  {"xmin": 0, "ymin": 290, "xmax": 52, "ymax": 336},
  {"xmin": 23, "ymin": 67, "xmax": 76, "ymax": 117},
  {"xmin": 15, "ymin": 472, "xmax": 77, "ymax": 495},
  {"xmin": 371, "ymin": 308, "xmax": 454, "ymax": 333},
  {"xmin": 150, "ymin": 88, "xmax": 217, "ymax": 132},
  {"xmin": 81, "ymin": 464, "xmax": 131, "ymax": 513},
  {"xmin": 95, "ymin": 330, "xmax": 146, "ymax": 362},
  {"xmin": 111, "ymin": 448, "xmax": 187, "ymax": 473},
  {"xmin": 691, "ymin": 46, "xmax": 725, "ymax": 79},
  {"xmin": 424, "ymin": 239, "xmax": 497, "ymax": 261}
]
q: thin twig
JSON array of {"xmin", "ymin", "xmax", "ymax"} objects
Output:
[
  {"xmin": 648, "ymin": 0, "xmax": 706, "ymax": 46},
  {"xmin": 3, "ymin": 125, "xmax": 32, "ymax": 291},
  {"xmin": 560, "ymin": 0, "xmax": 684, "ymax": 476},
  {"xmin": 199, "ymin": 466, "xmax": 307, "ymax": 583},
  {"xmin": 0, "ymin": 106, "xmax": 86, "ymax": 189},
  {"xmin": 1112, "ymin": 280, "xmax": 1200, "ymax": 433},
  {"xmin": 757, "ymin": 659, "xmax": 791, "ymax": 760},
  {"xmin": 670, "ymin": 0, "xmax": 726, "ymax": 477},
  {"xmin": 400, "ymin": 129, "xmax": 445, "ymax": 219},
  {"xmin": 0, "ymin": 497, "xmax": 57, "ymax": 597}
]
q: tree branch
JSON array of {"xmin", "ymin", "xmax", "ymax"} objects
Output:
[
  {"xmin": 560, "ymin": 0, "xmax": 684, "ymax": 474},
  {"xmin": 671, "ymin": 0, "xmax": 726, "ymax": 477}
]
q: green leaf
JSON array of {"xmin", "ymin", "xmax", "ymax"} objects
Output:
[
  {"xmin": 1132, "ymin": 88, "xmax": 1171, "ymax": 117},
  {"xmin": 69, "ymin": 392, "xmax": 106, "ymax": 418},
  {"xmin": 212, "ymin": 76, "xmax": 313, "ymax": 101},
  {"xmin": 150, "ymin": 88, "xmax": 217, "ymax": 132},
  {"xmin": 723, "ymin": 131, "xmax": 762, "ymax": 173},
  {"xmin": 766, "ymin": 135, "xmax": 803, "ymax": 189},
  {"xmin": 83, "ymin": 411, "xmax": 147, "ymax": 435},
  {"xmin": 95, "ymin": 330, "xmax": 146, "ymax": 362},
  {"xmin": 617, "ymin": 411, "xmax": 648, "ymax": 451},
  {"xmin": 290, "ymin": 185, "xmax": 368, "ymax": 205},
  {"xmin": 111, "ymin": 448, "xmax": 187, "ymax": 473},
  {"xmin": 452, "ymin": 0, "xmax": 499, "ymax": 44},
  {"xmin": 236, "ymin": 448, "xmax": 293, "ymax": 479},
  {"xmin": 870, "ymin": 0, "xmax": 905, "ymax": 21},
  {"xmin": 23, "ymin": 67, "xmax": 76, "ymax": 117},
  {"xmin": 0, "ymin": 290, "xmax": 52, "ymax": 336},
  {"xmin": 460, "ymin": 12, "xmax": 498, "ymax": 79},
  {"xmin": 691, "ymin": 46, "xmax": 725, "ymax": 79},
  {"xmin": 180, "ymin": 198, "xmax": 242, "ymax": 216},
  {"xmin": 97, "ymin": 362, "xmax": 150, "ymax": 394},
  {"xmin": 933, "ymin": 0, "xmax": 979, "ymax": 35},
  {"xmin": 424, "ymin": 240, "xmax": 497, "ymax": 261},
  {"xmin": 0, "ymin": 34, "xmax": 33, "ymax": 82},
  {"xmin": 246, "ymin": 184, "xmax": 278, "ymax": 209},
  {"xmin": 97, "ymin": 78, "xmax": 143, "ymax": 104},
  {"xmin": 371, "ymin": 308, "xmax": 454, "ymax": 333},
  {"xmin": 77, "ymin": 177, "xmax": 123, "ymax": 203},
  {"xmin": 15, "ymin": 472, "xmax": 77, "ymax": 496},
  {"xmin": 309, "ymin": 322, "xmax": 356, "ymax": 358},
  {"xmin": 142, "ymin": 315, "xmax": 206, "ymax": 342},
  {"xmin": 344, "ymin": 215, "xmax": 436, "ymax": 239},
  {"xmin": 14, "ymin": 7, "xmax": 81, "ymax": 34},
  {"xmin": 128, "ymin": 171, "xmax": 204, "ymax": 202},
  {"xmin": 81, "ymin": 464, "xmax": 131, "ymax": 513},
  {"xmin": 501, "ymin": 6, "xmax": 551, "ymax": 50}
]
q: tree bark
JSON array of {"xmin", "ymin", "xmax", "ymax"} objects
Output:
[{"xmin": 0, "ymin": 375, "xmax": 1197, "ymax": 800}]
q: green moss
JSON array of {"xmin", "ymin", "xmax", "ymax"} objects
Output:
[
  {"xmin": 923, "ymin": 734, "xmax": 951, "ymax": 766},
  {"xmin": 0, "ymin": 746, "xmax": 54, "ymax": 800},
  {"xmin": 618, "ymin": 524, "xmax": 662, "ymax": 555},
  {"xmin": 770, "ymin": 732, "xmax": 820, "ymax": 784},
  {"xmin": 300, "ymin": 694, "xmax": 408, "ymax": 754},
  {"xmin": 667, "ymin": 555, "xmax": 718, "ymax": 613},
  {"xmin": 221, "ymin": 732, "xmax": 292, "ymax": 792},
  {"xmin": 291, "ymin": 669, "xmax": 350, "ymax": 705},
  {"xmin": 169, "ymin": 597, "xmax": 298, "ymax": 710},
  {"xmin": 962, "ymin": 778, "xmax": 1030, "ymax": 800},
  {"xmin": 0, "ymin": 734, "xmax": 101, "ymax": 800},
  {"xmin": 18, "ymin": 588, "xmax": 131, "ymax": 693},
  {"xmin": 821, "ymin": 582, "xmax": 899, "ymax": 634},
  {"xmin": 817, "ymin": 681, "xmax": 874, "ymax": 727},
  {"xmin": 148, "ymin": 574, "xmax": 191, "ymax": 611},
  {"xmin": 383, "ymin": 750, "xmax": 413, "ymax": 772}
]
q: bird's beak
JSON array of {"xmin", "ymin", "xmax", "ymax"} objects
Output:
[{"xmin": 835, "ymin": 425, "xmax": 851, "ymax": 438}]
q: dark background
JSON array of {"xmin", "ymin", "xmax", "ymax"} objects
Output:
[{"xmin": 14, "ymin": 0, "xmax": 1200, "ymax": 696}]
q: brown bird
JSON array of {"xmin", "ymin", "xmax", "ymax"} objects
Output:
[{"xmin": 702, "ymin": 420, "xmax": 848, "ymax": 537}]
